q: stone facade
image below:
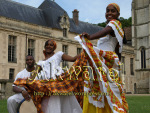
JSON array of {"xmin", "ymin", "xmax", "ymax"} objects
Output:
[
  {"xmin": 121, "ymin": 45, "xmax": 136, "ymax": 93},
  {"xmin": 0, "ymin": 15, "xmax": 83, "ymax": 98},
  {"xmin": 0, "ymin": 16, "xmax": 81, "ymax": 80},
  {"xmin": 132, "ymin": 0, "xmax": 150, "ymax": 93}
]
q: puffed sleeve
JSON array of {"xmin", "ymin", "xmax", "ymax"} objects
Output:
[
  {"xmin": 56, "ymin": 51, "xmax": 64, "ymax": 62},
  {"xmin": 107, "ymin": 19, "xmax": 124, "ymax": 53}
]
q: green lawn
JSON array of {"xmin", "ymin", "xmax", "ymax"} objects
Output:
[
  {"xmin": 126, "ymin": 95, "xmax": 150, "ymax": 113},
  {"xmin": 1, "ymin": 96, "xmax": 150, "ymax": 113},
  {"xmin": 0, "ymin": 99, "xmax": 8, "ymax": 113}
]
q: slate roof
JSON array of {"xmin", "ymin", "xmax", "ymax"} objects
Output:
[
  {"xmin": 0, "ymin": 0, "xmax": 47, "ymax": 26},
  {"xmin": 38, "ymin": 0, "xmax": 103, "ymax": 34},
  {"xmin": 38, "ymin": 0, "xmax": 66, "ymax": 12},
  {"xmin": 124, "ymin": 27, "xmax": 132, "ymax": 46},
  {"xmin": 0, "ymin": 0, "xmax": 103, "ymax": 34},
  {"xmin": 69, "ymin": 19, "xmax": 102, "ymax": 34},
  {"xmin": 39, "ymin": 6, "xmax": 67, "ymax": 29},
  {"xmin": 124, "ymin": 27, "xmax": 132, "ymax": 40}
]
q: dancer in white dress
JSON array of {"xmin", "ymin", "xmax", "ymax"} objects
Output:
[
  {"xmin": 79, "ymin": 3, "xmax": 129, "ymax": 113},
  {"xmin": 34, "ymin": 39, "xmax": 82, "ymax": 113}
]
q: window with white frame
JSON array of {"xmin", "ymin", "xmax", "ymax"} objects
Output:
[
  {"xmin": 63, "ymin": 28, "xmax": 67, "ymax": 37},
  {"xmin": 62, "ymin": 45, "xmax": 68, "ymax": 67},
  {"xmin": 77, "ymin": 48, "xmax": 82, "ymax": 54},
  {"xmin": 8, "ymin": 35, "xmax": 17, "ymax": 62},
  {"xmin": 28, "ymin": 39, "xmax": 35, "ymax": 57},
  {"xmin": 9, "ymin": 68, "xmax": 15, "ymax": 80}
]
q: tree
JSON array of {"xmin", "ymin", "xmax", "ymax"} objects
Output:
[
  {"xmin": 97, "ymin": 17, "xmax": 132, "ymax": 28},
  {"xmin": 98, "ymin": 22, "xmax": 106, "ymax": 27}
]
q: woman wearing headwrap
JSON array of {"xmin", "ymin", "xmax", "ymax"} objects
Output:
[
  {"xmin": 37, "ymin": 39, "xmax": 80, "ymax": 79},
  {"xmin": 38, "ymin": 39, "xmax": 82, "ymax": 113},
  {"xmin": 79, "ymin": 3, "xmax": 128, "ymax": 113},
  {"xmin": 36, "ymin": 39, "xmax": 80, "ymax": 80}
]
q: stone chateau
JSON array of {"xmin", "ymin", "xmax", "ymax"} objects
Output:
[
  {"xmin": 0, "ymin": 0, "xmax": 147, "ymax": 99},
  {"xmin": 132, "ymin": 0, "xmax": 150, "ymax": 94}
]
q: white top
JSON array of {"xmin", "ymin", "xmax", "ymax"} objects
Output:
[
  {"xmin": 39, "ymin": 51, "xmax": 82, "ymax": 113},
  {"xmin": 37, "ymin": 51, "xmax": 64, "ymax": 80},
  {"xmin": 97, "ymin": 35, "xmax": 118, "ymax": 52},
  {"xmin": 97, "ymin": 20, "xmax": 124, "ymax": 53},
  {"xmin": 11, "ymin": 69, "xmax": 38, "ymax": 103},
  {"xmin": 12, "ymin": 69, "xmax": 32, "ymax": 90}
]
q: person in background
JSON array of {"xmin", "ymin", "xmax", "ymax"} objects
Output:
[{"xmin": 7, "ymin": 55, "xmax": 36, "ymax": 113}]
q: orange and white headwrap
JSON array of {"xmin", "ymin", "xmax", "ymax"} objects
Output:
[
  {"xmin": 44, "ymin": 39, "xmax": 57, "ymax": 50},
  {"xmin": 108, "ymin": 3, "xmax": 120, "ymax": 13},
  {"xmin": 43, "ymin": 39, "xmax": 57, "ymax": 57},
  {"xmin": 50, "ymin": 39, "xmax": 57, "ymax": 50}
]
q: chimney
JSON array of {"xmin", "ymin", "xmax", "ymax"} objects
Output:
[{"xmin": 72, "ymin": 9, "xmax": 79, "ymax": 25}]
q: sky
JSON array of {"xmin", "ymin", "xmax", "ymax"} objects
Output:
[{"xmin": 12, "ymin": 0, "xmax": 132, "ymax": 24}]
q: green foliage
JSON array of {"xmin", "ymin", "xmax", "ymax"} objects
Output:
[
  {"xmin": 98, "ymin": 22, "xmax": 106, "ymax": 27},
  {"xmin": 97, "ymin": 17, "xmax": 132, "ymax": 28},
  {"xmin": 119, "ymin": 17, "xmax": 132, "ymax": 28}
]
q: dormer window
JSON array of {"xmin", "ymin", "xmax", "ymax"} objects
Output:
[
  {"xmin": 59, "ymin": 14, "xmax": 70, "ymax": 38},
  {"xmin": 64, "ymin": 17, "xmax": 66, "ymax": 23}
]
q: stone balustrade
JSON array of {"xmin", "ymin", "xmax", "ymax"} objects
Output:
[{"xmin": 0, "ymin": 79, "xmax": 14, "ymax": 99}]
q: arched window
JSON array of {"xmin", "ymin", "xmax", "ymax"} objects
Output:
[{"xmin": 141, "ymin": 48, "xmax": 146, "ymax": 69}]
